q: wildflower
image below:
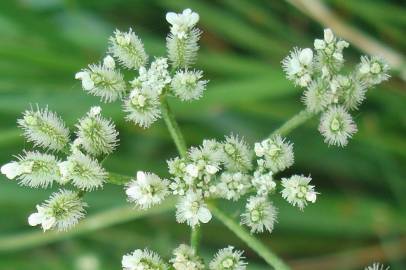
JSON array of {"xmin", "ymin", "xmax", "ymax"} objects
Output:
[
  {"xmin": 126, "ymin": 171, "xmax": 169, "ymax": 209},
  {"xmin": 319, "ymin": 105, "xmax": 357, "ymax": 147},
  {"xmin": 216, "ymin": 172, "xmax": 250, "ymax": 201},
  {"xmin": 314, "ymin": 28, "xmax": 349, "ymax": 77},
  {"xmin": 122, "ymin": 248, "xmax": 168, "ymax": 270},
  {"xmin": 76, "ymin": 106, "xmax": 119, "ymax": 156},
  {"xmin": 176, "ymin": 191, "xmax": 212, "ymax": 227},
  {"xmin": 254, "ymin": 135, "xmax": 294, "ymax": 173},
  {"xmin": 222, "ymin": 135, "xmax": 252, "ymax": 173},
  {"xmin": 281, "ymin": 175, "xmax": 317, "ymax": 210},
  {"xmin": 131, "ymin": 57, "xmax": 171, "ymax": 96},
  {"xmin": 18, "ymin": 106, "xmax": 70, "ymax": 151},
  {"xmin": 1, "ymin": 161, "xmax": 33, "ymax": 180},
  {"xmin": 166, "ymin": 9, "xmax": 199, "ymax": 39},
  {"xmin": 123, "ymin": 88, "xmax": 161, "ymax": 128},
  {"xmin": 12, "ymin": 151, "xmax": 60, "ymax": 188},
  {"xmin": 357, "ymin": 56, "xmax": 390, "ymax": 87},
  {"xmin": 170, "ymin": 244, "xmax": 205, "ymax": 270},
  {"xmin": 252, "ymin": 171, "xmax": 276, "ymax": 196},
  {"xmin": 108, "ymin": 28, "xmax": 148, "ymax": 70},
  {"xmin": 28, "ymin": 189, "xmax": 87, "ymax": 231},
  {"xmin": 76, "ymin": 57, "xmax": 127, "ymax": 103},
  {"xmin": 167, "ymin": 157, "xmax": 187, "ymax": 178},
  {"xmin": 171, "ymin": 70, "xmax": 208, "ymax": 101},
  {"xmin": 330, "ymin": 75, "xmax": 366, "ymax": 110},
  {"xmin": 302, "ymin": 78, "xmax": 333, "ymax": 112},
  {"xmin": 364, "ymin": 263, "xmax": 390, "ymax": 270},
  {"xmin": 61, "ymin": 151, "xmax": 107, "ymax": 191},
  {"xmin": 241, "ymin": 196, "xmax": 277, "ymax": 233},
  {"xmin": 209, "ymin": 246, "xmax": 247, "ymax": 270},
  {"xmin": 282, "ymin": 47, "xmax": 314, "ymax": 87}
]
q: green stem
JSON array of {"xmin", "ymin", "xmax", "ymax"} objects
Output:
[
  {"xmin": 270, "ymin": 110, "xmax": 315, "ymax": 137},
  {"xmin": 190, "ymin": 226, "xmax": 201, "ymax": 252},
  {"xmin": 160, "ymin": 95, "xmax": 188, "ymax": 158},
  {"xmin": 209, "ymin": 204, "xmax": 291, "ymax": 270}
]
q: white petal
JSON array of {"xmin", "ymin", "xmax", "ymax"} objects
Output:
[
  {"xmin": 186, "ymin": 164, "xmax": 199, "ymax": 178},
  {"xmin": 103, "ymin": 55, "xmax": 115, "ymax": 69},
  {"xmin": 82, "ymin": 77, "xmax": 94, "ymax": 91},
  {"xmin": 166, "ymin": 12, "xmax": 177, "ymax": 24},
  {"xmin": 197, "ymin": 207, "xmax": 212, "ymax": 223},
  {"xmin": 306, "ymin": 191, "xmax": 317, "ymax": 203},
  {"xmin": 122, "ymin": 255, "xmax": 137, "ymax": 268},
  {"xmin": 324, "ymin": 28, "xmax": 334, "ymax": 43},
  {"xmin": 75, "ymin": 71, "xmax": 88, "ymax": 80},
  {"xmin": 205, "ymin": 165, "xmax": 218, "ymax": 175},
  {"xmin": 359, "ymin": 63, "xmax": 370, "ymax": 74},
  {"xmin": 42, "ymin": 216, "xmax": 56, "ymax": 231},
  {"xmin": 314, "ymin": 39, "xmax": 325, "ymax": 50},
  {"xmin": 136, "ymin": 171, "xmax": 146, "ymax": 182},
  {"xmin": 89, "ymin": 106, "xmax": 102, "ymax": 116},
  {"xmin": 254, "ymin": 143, "xmax": 265, "ymax": 157},
  {"xmin": 189, "ymin": 12, "xmax": 199, "ymax": 26},
  {"xmin": 1, "ymin": 162, "xmax": 22, "ymax": 179},
  {"xmin": 58, "ymin": 161, "xmax": 70, "ymax": 178},
  {"xmin": 126, "ymin": 185, "xmax": 139, "ymax": 198},
  {"xmin": 28, "ymin": 212, "xmax": 43, "ymax": 226},
  {"xmin": 299, "ymin": 48, "xmax": 313, "ymax": 65}
]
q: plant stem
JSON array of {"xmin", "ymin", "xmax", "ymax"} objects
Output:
[
  {"xmin": 190, "ymin": 226, "xmax": 201, "ymax": 252},
  {"xmin": 160, "ymin": 95, "xmax": 188, "ymax": 158},
  {"xmin": 209, "ymin": 204, "xmax": 291, "ymax": 270},
  {"xmin": 270, "ymin": 110, "xmax": 315, "ymax": 137},
  {"xmin": 0, "ymin": 198, "xmax": 176, "ymax": 252}
]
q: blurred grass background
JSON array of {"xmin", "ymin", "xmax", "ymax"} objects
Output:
[{"xmin": 0, "ymin": 0, "xmax": 405, "ymax": 269}]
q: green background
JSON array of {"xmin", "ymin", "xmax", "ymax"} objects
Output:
[{"xmin": 0, "ymin": 0, "xmax": 405, "ymax": 269}]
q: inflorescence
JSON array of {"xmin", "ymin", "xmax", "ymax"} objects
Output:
[{"xmin": 1, "ymin": 8, "xmax": 390, "ymax": 270}]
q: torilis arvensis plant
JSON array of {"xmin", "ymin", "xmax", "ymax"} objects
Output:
[{"xmin": 1, "ymin": 8, "xmax": 390, "ymax": 270}]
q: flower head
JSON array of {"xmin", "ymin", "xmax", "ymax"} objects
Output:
[
  {"xmin": 76, "ymin": 106, "xmax": 119, "ymax": 156},
  {"xmin": 254, "ymin": 135, "xmax": 294, "ymax": 173},
  {"xmin": 28, "ymin": 189, "xmax": 87, "ymax": 231},
  {"xmin": 18, "ymin": 106, "xmax": 70, "ymax": 151},
  {"xmin": 166, "ymin": 9, "xmax": 199, "ymax": 39},
  {"xmin": 252, "ymin": 171, "xmax": 276, "ymax": 196},
  {"xmin": 176, "ymin": 191, "xmax": 212, "ymax": 227},
  {"xmin": 319, "ymin": 105, "xmax": 357, "ymax": 147},
  {"xmin": 170, "ymin": 244, "xmax": 205, "ymax": 270},
  {"xmin": 330, "ymin": 75, "xmax": 366, "ymax": 110},
  {"xmin": 126, "ymin": 171, "xmax": 169, "ymax": 209},
  {"xmin": 76, "ymin": 58, "xmax": 127, "ymax": 103},
  {"xmin": 209, "ymin": 246, "xmax": 247, "ymax": 270},
  {"xmin": 109, "ymin": 28, "xmax": 148, "ymax": 70},
  {"xmin": 216, "ymin": 172, "xmax": 250, "ymax": 201},
  {"xmin": 302, "ymin": 78, "xmax": 333, "ymax": 112},
  {"xmin": 61, "ymin": 151, "xmax": 107, "ymax": 191},
  {"xmin": 222, "ymin": 135, "xmax": 252, "ymax": 173},
  {"xmin": 357, "ymin": 56, "xmax": 390, "ymax": 87},
  {"xmin": 282, "ymin": 47, "xmax": 314, "ymax": 87},
  {"xmin": 122, "ymin": 248, "xmax": 168, "ymax": 270},
  {"xmin": 281, "ymin": 175, "xmax": 317, "ymax": 210},
  {"xmin": 171, "ymin": 69, "xmax": 208, "ymax": 101},
  {"xmin": 241, "ymin": 196, "xmax": 277, "ymax": 233}
]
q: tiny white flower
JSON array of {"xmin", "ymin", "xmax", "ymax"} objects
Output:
[
  {"xmin": 75, "ymin": 71, "xmax": 94, "ymax": 90},
  {"xmin": 122, "ymin": 248, "xmax": 168, "ymax": 270},
  {"xmin": 89, "ymin": 106, "xmax": 101, "ymax": 116},
  {"xmin": 255, "ymin": 135, "xmax": 294, "ymax": 173},
  {"xmin": 281, "ymin": 175, "xmax": 318, "ymax": 210},
  {"xmin": 357, "ymin": 56, "xmax": 390, "ymax": 87},
  {"xmin": 103, "ymin": 55, "xmax": 116, "ymax": 69},
  {"xmin": 222, "ymin": 135, "xmax": 252, "ymax": 173},
  {"xmin": 252, "ymin": 171, "xmax": 276, "ymax": 196},
  {"xmin": 324, "ymin": 28, "xmax": 334, "ymax": 43},
  {"xmin": 314, "ymin": 39, "xmax": 325, "ymax": 50},
  {"xmin": 170, "ymin": 244, "xmax": 205, "ymax": 270},
  {"xmin": 205, "ymin": 164, "xmax": 218, "ymax": 175},
  {"xmin": 241, "ymin": 196, "xmax": 277, "ymax": 234},
  {"xmin": 216, "ymin": 172, "xmax": 250, "ymax": 201},
  {"xmin": 171, "ymin": 69, "xmax": 208, "ymax": 101},
  {"xmin": 1, "ymin": 161, "xmax": 25, "ymax": 179},
  {"xmin": 166, "ymin": 9, "xmax": 199, "ymax": 39},
  {"xmin": 176, "ymin": 191, "xmax": 212, "ymax": 227},
  {"xmin": 282, "ymin": 47, "xmax": 314, "ymax": 87},
  {"xmin": 125, "ymin": 171, "xmax": 169, "ymax": 209},
  {"xmin": 186, "ymin": 163, "xmax": 199, "ymax": 178},
  {"xmin": 209, "ymin": 246, "xmax": 247, "ymax": 270}
]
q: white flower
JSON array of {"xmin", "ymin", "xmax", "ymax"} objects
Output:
[
  {"xmin": 18, "ymin": 106, "xmax": 70, "ymax": 151},
  {"xmin": 186, "ymin": 163, "xmax": 200, "ymax": 178},
  {"xmin": 331, "ymin": 75, "xmax": 367, "ymax": 110},
  {"xmin": 176, "ymin": 191, "xmax": 212, "ymax": 227},
  {"xmin": 126, "ymin": 171, "xmax": 169, "ymax": 209},
  {"xmin": 167, "ymin": 28, "xmax": 201, "ymax": 69},
  {"xmin": 63, "ymin": 151, "xmax": 107, "ymax": 191},
  {"xmin": 109, "ymin": 28, "xmax": 148, "ymax": 70},
  {"xmin": 167, "ymin": 157, "xmax": 187, "ymax": 178},
  {"xmin": 282, "ymin": 47, "xmax": 314, "ymax": 87},
  {"xmin": 1, "ymin": 161, "xmax": 31, "ymax": 180},
  {"xmin": 28, "ymin": 189, "xmax": 87, "ymax": 231},
  {"xmin": 252, "ymin": 171, "xmax": 276, "ymax": 196},
  {"xmin": 324, "ymin": 28, "xmax": 334, "ymax": 44},
  {"xmin": 14, "ymin": 151, "xmax": 60, "ymax": 188},
  {"xmin": 77, "ymin": 62, "xmax": 126, "ymax": 103},
  {"xmin": 241, "ymin": 196, "xmax": 277, "ymax": 234},
  {"xmin": 222, "ymin": 135, "xmax": 252, "ymax": 173},
  {"xmin": 122, "ymin": 248, "xmax": 168, "ymax": 270},
  {"xmin": 171, "ymin": 70, "xmax": 208, "ymax": 101},
  {"xmin": 302, "ymin": 78, "xmax": 333, "ymax": 113},
  {"xmin": 170, "ymin": 244, "xmax": 205, "ymax": 270},
  {"xmin": 209, "ymin": 246, "xmax": 247, "ymax": 270},
  {"xmin": 216, "ymin": 172, "xmax": 250, "ymax": 201},
  {"xmin": 166, "ymin": 9, "xmax": 199, "ymax": 39},
  {"xmin": 364, "ymin": 262, "xmax": 390, "ymax": 270},
  {"xmin": 103, "ymin": 55, "xmax": 115, "ymax": 69},
  {"xmin": 76, "ymin": 107, "xmax": 119, "ymax": 156},
  {"xmin": 123, "ymin": 88, "xmax": 161, "ymax": 128},
  {"xmin": 357, "ymin": 56, "xmax": 390, "ymax": 87},
  {"xmin": 281, "ymin": 175, "xmax": 317, "ymax": 210},
  {"xmin": 254, "ymin": 135, "xmax": 294, "ymax": 173},
  {"xmin": 319, "ymin": 105, "xmax": 357, "ymax": 147}
]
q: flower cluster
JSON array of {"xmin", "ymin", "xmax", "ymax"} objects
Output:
[
  {"xmin": 76, "ymin": 9, "xmax": 207, "ymax": 128},
  {"xmin": 1, "ymin": 106, "xmax": 118, "ymax": 231},
  {"xmin": 282, "ymin": 28, "xmax": 390, "ymax": 147},
  {"xmin": 122, "ymin": 244, "xmax": 247, "ymax": 270}
]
